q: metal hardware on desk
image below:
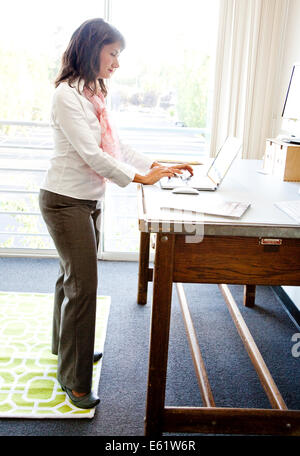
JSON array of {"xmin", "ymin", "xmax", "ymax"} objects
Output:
[{"xmin": 260, "ymin": 238, "xmax": 282, "ymax": 245}]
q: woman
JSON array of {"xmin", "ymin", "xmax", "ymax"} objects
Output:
[{"xmin": 39, "ymin": 18, "xmax": 192, "ymax": 409}]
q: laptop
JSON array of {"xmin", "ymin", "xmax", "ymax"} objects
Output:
[{"xmin": 159, "ymin": 136, "xmax": 243, "ymax": 191}]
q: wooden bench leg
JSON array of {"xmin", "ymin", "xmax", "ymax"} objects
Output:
[
  {"xmin": 244, "ymin": 284, "xmax": 256, "ymax": 307},
  {"xmin": 137, "ymin": 232, "xmax": 150, "ymax": 305},
  {"xmin": 145, "ymin": 234, "xmax": 175, "ymax": 435}
]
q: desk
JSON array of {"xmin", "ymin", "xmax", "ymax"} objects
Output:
[{"xmin": 137, "ymin": 159, "xmax": 300, "ymax": 436}]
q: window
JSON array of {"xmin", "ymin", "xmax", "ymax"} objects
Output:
[{"xmin": 0, "ymin": 0, "xmax": 219, "ymax": 258}]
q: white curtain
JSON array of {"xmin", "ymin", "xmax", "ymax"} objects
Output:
[{"xmin": 210, "ymin": 0, "xmax": 290, "ymax": 158}]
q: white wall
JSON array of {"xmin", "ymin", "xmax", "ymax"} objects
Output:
[
  {"xmin": 275, "ymin": 0, "xmax": 300, "ymax": 310},
  {"xmin": 275, "ymin": 0, "xmax": 300, "ymax": 136}
]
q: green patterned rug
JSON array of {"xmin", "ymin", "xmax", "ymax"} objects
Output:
[{"xmin": 0, "ymin": 292, "xmax": 110, "ymax": 418}]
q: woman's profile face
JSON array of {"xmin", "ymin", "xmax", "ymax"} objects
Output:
[{"xmin": 98, "ymin": 41, "xmax": 122, "ymax": 79}]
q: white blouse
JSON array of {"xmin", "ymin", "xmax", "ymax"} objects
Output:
[{"xmin": 41, "ymin": 80, "xmax": 153, "ymax": 200}]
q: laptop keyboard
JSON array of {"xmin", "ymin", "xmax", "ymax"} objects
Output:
[{"xmin": 161, "ymin": 171, "xmax": 200, "ymax": 187}]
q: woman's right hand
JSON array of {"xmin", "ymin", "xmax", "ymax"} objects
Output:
[{"xmin": 133, "ymin": 166, "xmax": 176, "ymax": 185}]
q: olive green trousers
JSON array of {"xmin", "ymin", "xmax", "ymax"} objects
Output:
[{"xmin": 39, "ymin": 189, "xmax": 101, "ymax": 393}]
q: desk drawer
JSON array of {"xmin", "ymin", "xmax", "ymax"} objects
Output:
[{"xmin": 173, "ymin": 236, "xmax": 300, "ymax": 285}]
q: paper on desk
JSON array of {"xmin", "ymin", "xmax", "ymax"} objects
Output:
[
  {"xmin": 274, "ymin": 200, "xmax": 300, "ymax": 224},
  {"xmin": 161, "ymin": 199, "xmax": 250, "ymax": 218}
]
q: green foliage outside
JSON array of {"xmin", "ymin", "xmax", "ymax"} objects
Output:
[
  {"xmin": 0, "ymin": 197, "xmax": 53, "ymax": 249},
  {"xmin": 0, "ymin": 48, "xmax": 58, "ymax": 124},
  {"xmin": 0, "ymin": 41, "xmax": 210, "ymax": 128},
  {"xmin": 112, "ymin": 52, "xmax": 211, "ymax": 128},
  {"xmin": 176, "ymin": 53, "xmax": 210, "ymax": 128}
]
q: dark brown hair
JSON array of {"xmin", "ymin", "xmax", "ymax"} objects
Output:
[{"xmin": 54, "ymin": 18, "xmax": 125, "ymax": 96}]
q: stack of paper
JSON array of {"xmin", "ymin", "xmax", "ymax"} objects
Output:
[
  {"xmin": 161, "ymin": 200, "xmax": 250, "ymax": 218},
  {"xmin": 274, "ymin": 200, "xmax": 300, "ymax": 224}
]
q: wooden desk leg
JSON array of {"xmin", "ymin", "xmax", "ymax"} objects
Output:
[
  {"xmin": 244, "ymin": 284, "xmax": 256, "ymax": 307},
  {"xmin": 137, "ymin": 231, "xmax": 150, "ymax": 305},
  {"xmin": 145, "ymin": 233, "xmax": 175, "ymax": 436}
]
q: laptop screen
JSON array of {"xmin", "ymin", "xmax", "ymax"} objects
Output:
[{"xmin": 207, "ymin": 137, "xmax": 242, "ymax": 185}]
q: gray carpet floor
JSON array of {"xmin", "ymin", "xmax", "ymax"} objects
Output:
[{"xmin": 0, "ymin": 257, "xmax": 299, "ymax": 437}]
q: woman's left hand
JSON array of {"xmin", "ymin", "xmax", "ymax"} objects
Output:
[{"xmin": 151, "ymin": 161, "xmax": 194, "ymax": 177}]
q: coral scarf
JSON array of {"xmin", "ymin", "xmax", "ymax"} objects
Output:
[{"xmin": 83, "ymin": 87, "xmax": 122, "ymax": 162}]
